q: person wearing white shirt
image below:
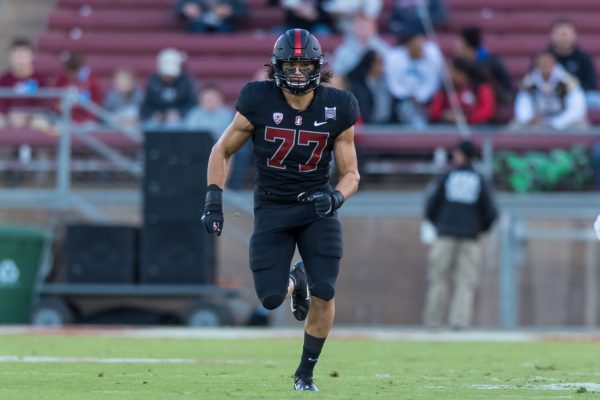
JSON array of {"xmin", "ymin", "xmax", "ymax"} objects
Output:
[
  {"xmin": 514, "ymin": 51, "xmax": 588, "ymax": 131},
  {"xmin": 322, "ymin": 0, "xmax": 382, "ymax": 34},
  {"xmin": 384, "ymin": 28, "xmax": 443, "ymax": 127}
]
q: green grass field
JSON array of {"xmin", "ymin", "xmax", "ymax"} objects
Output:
[{"xmin": 1, "ymin": 331, "xmax": 599, "ymax": 399}]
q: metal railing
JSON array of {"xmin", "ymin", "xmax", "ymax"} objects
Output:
[{"xmin": 0, "ymin": 87, "xmax": 142, "ymax": 221}]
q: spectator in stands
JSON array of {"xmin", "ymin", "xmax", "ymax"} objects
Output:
[
  {"xmin": 186, "ymin": 84, "xmax": 232, "ymax": 141},
  {"xmin": 280, "ymin": 0, "xmax": 335, "ymax": 35},
  {"xmin": 346, "ymin": 50, "xmax": 393, "ymax": 124},
  {"xmin": 54, "ymin": 52, "xmax": 103, "ymax": 125},
  {"xmin": 331, "ymin": 14, "xmax": 389, "ymax": 77},
  {"xmin": 103, "ymin": 69, "xmax": 144, "ymax": 128},
  {"xmin": 322, "ymin": 0, "xmax": 382, "ymax": 35},
  {"xmin": 513, "ymin": 51, "xmax": 588, "ymax": 131},
  {"xmin": 454, "ymin": 26, "xmax": 513, "ymax": 105},
  {"xmin": 423, "ymin": 139, "xmax": 498, "ymax": 330},
  {"xmin": 548, "ymin": 19, "xmax": 600, "ymax": 108},
  {"xmin": 389, "ymin": 0, "xmax": 447, "ymax": 36},
  {"xmin": 0, "ymin": 37, "xmax": 53, "ymax": 132},
  {"xmin": 186, "ymin": 84, "xmax": 250, "ymax": 189},
  {"xmin": 428, "ymin": 57, "xmax": 496, "ymax": 125},
  {"xmin": 140, "ymin": 48, "xmax": 198, "ymax": 129},
  {"xmin": 385, "ymin": 27, "xmax": 443, "ymax": 128},
  {"xmin": 175, "ymin": 0, "xmax": 248, "ymax": 33}
]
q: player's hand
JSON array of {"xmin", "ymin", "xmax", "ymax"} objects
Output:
[
  {"xmin": 202, "ymin": 184, "xmax": 224, "ymax": 236},
  {"xmin": 594, "ymin": 213, "xmax": 600, "ymax": 240},
  {"xmin": 201, "ymin": 211, "xmax": 223, "ymax": 236},
  {"xmin": 300, "ymin": 190, "xmax": 345, "ymax": 218}
]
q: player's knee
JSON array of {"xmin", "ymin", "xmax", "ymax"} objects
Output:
[
  {"xmin": 311, "ymin": 282, "xmax": 335, "ymax": 301},
  {"xmin": 261, "ymin": 294, "xmax": 285, "ymax": 310}
]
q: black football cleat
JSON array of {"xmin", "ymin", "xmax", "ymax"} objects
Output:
[
  {"xmin": 294, "ymin": 375, "xmax": 319, "ymax": 391},
  {"xmin": 290, "ymin": 260, "xmax": 310, "ymax": 321}
]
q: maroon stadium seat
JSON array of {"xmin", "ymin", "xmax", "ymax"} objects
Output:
[
  {"xmin": 48, "ymin": 9, "xmax": 183, "ymax": 32},
  {"xmin": 446, "ymin": 0, "xmax": 600, "ymax": 12},
  {"xmin": 35, "ymin": 54, "xmax": 268, "ymax": 79},
  {"xmin": 37, "ymin": 32, "xmax": 342, "ymax": 56},
  {"xmin": 355, "ymin": 130, "xmax": 599, "ymax": 156},
  {"xmin": 0, "ymin": 128, "xmax": 138, "ymax": 150},
  {"xmin": 48, "ymin": 8, "xmax": 284, "ymax": 33},
  {"xmin": 447, "ymin": 11, "xmax": 600, "ymax": 34},
  {"xmin": 56, "ymin": 0, "xmax": 173, "ymax": 9},
  {"xmin": 57, "ymin": 0, "xmax": 266, "ymax": 9}
]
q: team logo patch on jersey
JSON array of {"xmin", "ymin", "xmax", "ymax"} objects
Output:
[
  {"xmin": 295, "ymin": 116, "xmax": 303, "ymax": 126},
  {"xmin": 273, "ymin": 112, "xmax": 283, "ymax": 125},
  {"xmin": 325, "ymin": 107, "xmax": 336, "ymax": 120}
]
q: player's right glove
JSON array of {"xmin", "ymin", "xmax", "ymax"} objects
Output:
[
  {"xmin": 299, "ymin": 190, "xmax": 345, "ymax": 218},
  {"xmin": 201, "ymin": 184, "xmax": 224, "ymax": 236}
]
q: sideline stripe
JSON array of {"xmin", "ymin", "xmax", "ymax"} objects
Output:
[
  {"xmin": 0, "ymin": 356, "xmax": 196, "ymax": 364},
  {"xmin": 0, "ymin": 355, "xmax": 275, "ymax": 365}
]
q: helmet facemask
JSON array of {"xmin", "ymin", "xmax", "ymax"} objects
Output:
[{"xmin": 272, "ymin": 57, "xmax": 324, "ymax": 95}]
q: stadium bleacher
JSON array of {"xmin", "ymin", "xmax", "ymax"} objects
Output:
[{"xmin": 33, "ymin": 0, "xmax": 600, "ymax": 113}]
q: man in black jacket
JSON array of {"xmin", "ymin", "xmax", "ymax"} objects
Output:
[
  {"xmin": 139, "ymin": 48, "xmax": 198, "ymax": 128},
  {"xmin": 549, "ymin": 19, "xmax": 596, "ymax": 92},
  {"xmin": 423, "ymin": 139, "xmax": 497, "ymax": 330},
  {"xmin": 548, "ymin": 19, "xmax": 599, "ymax": 107}
]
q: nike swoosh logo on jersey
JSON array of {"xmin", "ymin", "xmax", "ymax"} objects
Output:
[{"xmin": 314, "ymin": 121, "xmax": 327, "ymax": 126}]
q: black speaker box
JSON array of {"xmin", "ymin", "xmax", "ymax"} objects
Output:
[
  {"xmin": 143, "ymin": 130, "xmax": 214, "ymax": 223},
  {"xmin": 139, "ymin": 223, "xmax": 216, "ymax": 284},
  {"xmin": 144, "ymin": 193, "xmax": 206, "ymax": 225},
  {"xmin": 144, "ymin": 130, "xmax": 213, "ymax": 164},
  {"xmin": 65, "ymin": 224, "xmax": 139, "ymax": 283}
]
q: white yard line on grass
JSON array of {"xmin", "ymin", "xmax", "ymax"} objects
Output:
[
  {"xmin": 0, "ymin": 355, "xmax": 274, "ymax": 365},
  {"xmin": 0, "ymin": 355, "xmax": 197, "ymax": 364}
]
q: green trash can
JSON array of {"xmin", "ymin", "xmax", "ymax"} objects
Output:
[{"xmin": 0, "ymin": 225, "xmax": 50, "ymax": 324}]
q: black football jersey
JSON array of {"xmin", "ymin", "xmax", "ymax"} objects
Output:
[{"xmin": 236, "ymin": 80, "xmax": 359, "ymax": 198}]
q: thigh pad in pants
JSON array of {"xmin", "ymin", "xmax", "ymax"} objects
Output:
[
  {"xmin": 249, "ymin": 230, "xmax": 295, "ymax": 310},
  {"xmin": 297, "ymin": 216, "xmax": 342, "ymax": 301}
]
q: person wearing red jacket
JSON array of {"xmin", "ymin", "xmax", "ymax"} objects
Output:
[
  {"xmin": 428, "ymin": 57, "xmax": 496, "ymax": 125},
  {"xmin": 54, "ymin": 52, "xmax": 103, "ymax": 124}
]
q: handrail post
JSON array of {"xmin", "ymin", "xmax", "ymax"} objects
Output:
[
  {"xmin": 482, "ymin": 130, "xmax": 494, "ymax": 180},
  {"xmin": 56, "ymin": 89, "xmax": 74, "ymax": 208},
  {"xmin": 499, "ymin": 212, "xmax": 519, "ymax": 329}
]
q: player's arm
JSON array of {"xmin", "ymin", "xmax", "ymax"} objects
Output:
[
  {"xmin": 202, "ymin": 112, "xmax": 254, "ymax": 235},
  {"xmin": 333, "ymin": 125, "xmax": 360, "ymax": 200},
  {"xmin": 207, "ymin": 111, "xmax": 254, "ymax": 188}
]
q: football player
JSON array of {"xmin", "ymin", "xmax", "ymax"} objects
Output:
[{"xmin": 201, "ymin": 28, "xmax": 360, "ymax": 391}]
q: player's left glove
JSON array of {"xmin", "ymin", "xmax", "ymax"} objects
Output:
[
  {"xmin": 201, "ymin": 184, "xmax": 224, "ymax": 236},
  {"xmin": 300, "ymin": 190, "xmax": 345, "ymax": 217}
]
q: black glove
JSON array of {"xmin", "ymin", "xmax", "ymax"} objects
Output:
[
  {"xmin": 201, "ymin": 184, "xmax": 224, "ymax": 236},
  {"xmin": 300, "ymin": 190, "xmax": 345, "ymax": 217}
]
